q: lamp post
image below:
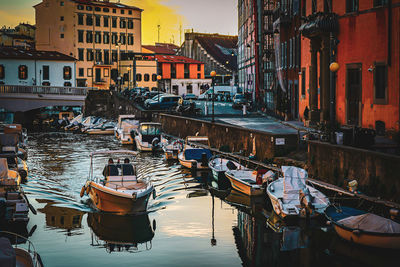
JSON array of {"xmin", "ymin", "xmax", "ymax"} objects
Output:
[
  {"xmin": 127, "ymin": 66, "xmax": 131, "ymax": 90},
  {"xmin": 157, "ymin": 74, "xmax": 162, "ymax": 104},
  {"xmin": 115, "ymin": 43, "xmax": 121, "ymax": 91},
  {"xmin": 210, "ymin": 70, "xmax": 216, "ymax": 122}
]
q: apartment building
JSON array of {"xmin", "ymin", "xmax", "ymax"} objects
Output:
[{"xmin": 35, "ymin": 0, "xmax": 142, "ymax": 89}]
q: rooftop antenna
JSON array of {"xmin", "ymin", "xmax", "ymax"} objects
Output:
[{"xmin": 157, "ymin": 24, "xmax": 161, "ymax": 43}]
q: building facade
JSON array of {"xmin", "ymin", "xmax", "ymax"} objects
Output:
[
  {"xmin": 299, "ymin": 0, "xmax": 399, "ymax": 133},
  {"xmin": 0, "ymin": 47, "xmax": 76, "ymax": 87},
  {"xmin": 120, "ymin": 53, "xmax": 158, "ymax": 90},
  {"xmin": 35, "ymin": 0, "xmax": 142, "ymax": 89},
  {"xmin": 177, "ymin": 32, "xmax": 237, "ymax": 86},
  {"xmin": 0, "ymin": 23, "xmax": 36, "ymax": 49}
]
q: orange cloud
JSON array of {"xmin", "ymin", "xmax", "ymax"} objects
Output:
[{"xmin": 127, "ymin": 0, "xmax": 185, "ymax": 45}]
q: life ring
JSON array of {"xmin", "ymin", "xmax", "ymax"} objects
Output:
[{"xmin": 80, "ymin": 186, "xmax": 86, "ymax": 198}]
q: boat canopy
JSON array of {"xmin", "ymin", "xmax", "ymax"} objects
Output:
[
  {"xmin": 282, "ymin": 166, "xmax": 307, "ymax": 204},
  {"xmin": 139, "ymin": 124, "xmax": 161, "ymax": 135},
  {"xmin": 338, "ymin": 213, "xmax": 400, "ymax": 234},
  {"xmin": 184, "ymin": 149, "xmax": 212, "ymax": 161}
]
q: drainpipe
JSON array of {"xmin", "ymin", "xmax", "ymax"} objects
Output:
[
  {"xmin": 388, "ymin": 0, "xmax": 392, "ymax": 66},
  {"xmin": 330, "ymin": 33, "xmax": 337, "ymax": 138},
  {"xmin": 253, "ymin": 0, "xmax": 260, "ymax": 106}
]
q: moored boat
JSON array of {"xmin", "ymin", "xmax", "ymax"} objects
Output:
[
  {"xmin": 225, "ymin": 168, "xmax": 265, "ymax": 196},
  {"xmin": 178, "ymin": 136, "xmax": 212, "ymax": 170},
  {"xmin": 162, "ymin": 139, "xmax": 182, "ymax": 160},
  {"xmin": 0, "ymin": 231, "xmax": 43, "ymax": 267},
  {"xmin": 325, "ymin": 206, "xmax": 400, "ymax": 249},
  {"xmin": 133, "ymin": 122, "xmax": 163, "ymax": 152},
  {"xmin": 208, "ymin": 156, "xmax": 246, "ymax": 190},
  {"xmin": 81, "ymin": 150, "xmax": 155, "ymax": 214},
  {"xmin": 85, "ymin": 121, "xmax": 116, "ymax": 135},
  {"xmin": 114, "ymin": 115, "xmax": 139, "ymax": 145},
  {"xmin": 266, "ymin": 166, "xmax": 330, "ymax": 219}
]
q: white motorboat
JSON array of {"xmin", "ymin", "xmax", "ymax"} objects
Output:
[
  {"xmin": 133, "ymin": 123, "xmax": 162, "ymax": 152},
  {"xmin": 162, "ymin": 139, "xmax": 182, "ymax": 160},
  {"xmin": 114, "ymin": 115, "xmax": 139, "ymax": 145},
  {"xmin": 208, "ymin": 156, "xmax": 247, "ymax": 189},
  {"xmin": 266, "ymin": 166, "xmax": 330, "ymax": 219}
]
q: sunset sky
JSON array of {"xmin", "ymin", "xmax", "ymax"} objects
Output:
[{"xmin": 0, "ymin": 0, "xmax": 238, "ymax": 45}]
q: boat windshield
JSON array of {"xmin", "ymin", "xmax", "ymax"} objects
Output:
[{"xmin": 140, "ymin": 125, "xmax": 161, "ymax": 135}]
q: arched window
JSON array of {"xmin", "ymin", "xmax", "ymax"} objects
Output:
[
  {"xmin": 144, "ymin": 74, "xmax": 150, "ymax": 81},
  {"xmin": 152, "ymin": 74, "xmax": 157, "ymax": 81},
  {"xmin": 18, "ymin": 65, "xmax": 28, "ymax": 80},
  {"xmin": 63, "ymin": 66, "xmax": 72, "ymax": 80},
  {"xmin": 136, "ymin": 74, "xmax": 142, "ymax": 81}
]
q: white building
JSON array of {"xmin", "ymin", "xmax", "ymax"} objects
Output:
[
  {"xmin": 0, "ymin": 47, "xmax": 76, "ymax": 87},
  {"xmin": 169, "ymin": 79, "xmax": 211, "ymax": 96}
]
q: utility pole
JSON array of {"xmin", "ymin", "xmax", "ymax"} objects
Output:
[{"xmin": 157, "ymin": 24, "xmax": 161, "ymax": 43}]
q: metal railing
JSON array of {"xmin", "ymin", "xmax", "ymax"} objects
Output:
[{"xmin": 0, "ymin": 85, "xmax": 92, "ymax": 96}]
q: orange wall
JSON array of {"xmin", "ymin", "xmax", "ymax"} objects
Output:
[
  {"xmin": 161, "ymin": 62, "xmax": 204, "ymax": 79},
  {"xmin": 176, "ymin": 63, "xmax": 184, "ymax": 79}
]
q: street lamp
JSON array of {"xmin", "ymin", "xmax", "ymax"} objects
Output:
[
  {"xmin": 127, "ymin": 66, "xmax": 131, "ymax": 90},
  {"xmin": 115, "ymin": 43, "xmax": 121, "ymax": 91},
  {"xmin": 210, "ymin": 70, "xmax": 216, "ymax": 122},
  {"xmin": 157, "ymin": 74, "xmax": 162, "ymax": 104}
]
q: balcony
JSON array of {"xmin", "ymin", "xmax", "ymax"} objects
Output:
[{"xmin": 299, "ymin": 12, "xmax": 339, "ymax": 38}]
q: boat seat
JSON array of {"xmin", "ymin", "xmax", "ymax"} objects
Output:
[{"xmin": 106, "ymin": 181, "xmax": 147, "ymax": 191}]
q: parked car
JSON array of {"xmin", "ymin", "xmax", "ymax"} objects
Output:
[
  {"xmin": 144, "ymin": 94, "xmax": 182, "ymax": 110},
  {"xmin": 184, "ymin": 94, "xmax": 197, "ymax": 100},
  {"xmin": 232, "ymin": 93, "xmax": 247, "ymax": 109}
]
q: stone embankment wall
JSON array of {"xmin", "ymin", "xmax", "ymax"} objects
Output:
[
  {"xmin": 154, "ymin": 113, "xmax": 298, "ymax": 160},
  {"xmin": 308, "ymin": 141, "xmax": 400, "ymax": 203},
  {"xmin": 84, "ymin": 90, "xmax": 152, "ymax": 120}
]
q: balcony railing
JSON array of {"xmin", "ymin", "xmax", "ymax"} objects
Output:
[{"xmin": 0, "ymin": 85, "xmax": 90, "ymax": 96}]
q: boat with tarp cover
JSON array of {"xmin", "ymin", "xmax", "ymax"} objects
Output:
[
  {"xmin": 325, "ymin": 206, "xmax": 400, "ymax": 249},
  {"xmin": 81, "ymin": 150, "xmax": 155, "ymax": 214},
  {"xmin": 178, "ymin": 136, "xmax": 212, "ymax": 170}
]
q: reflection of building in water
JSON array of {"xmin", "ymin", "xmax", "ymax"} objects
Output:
[
  {"xmin": 37, "ymin": 202, "xmax": 84, "ymax": 232},
  {"xmin": 88, "ymin": 213, "xmax": 155, "ymax": 253}
]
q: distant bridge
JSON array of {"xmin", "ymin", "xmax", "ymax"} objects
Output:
[{"xmin": 0, "ymin": 85, "xmax": 93, "ymax": 112}]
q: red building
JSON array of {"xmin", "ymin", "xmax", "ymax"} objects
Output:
[{"xmin": 299, "ymin": 0, "xmax": 399, "ymax": 134}]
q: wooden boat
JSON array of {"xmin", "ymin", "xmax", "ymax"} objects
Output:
[
  {"xmin": 133, "ymin": 123, "xmax": 162, "ymax": 152},
  {"xmin": 0, "ymin": 133, "xmax": 28, "ymax": 181},
  {"xmin": 114, "ymin": 115, "xmax": 139, "ymax": 145},
  {"xmin": 225, "ymin": 169, "xmax": 265, "ymax": 196},
  {"xmin": 85, "ymin": 121, "xmax": 116, "ymax": 135},
  {"xmin": 208, "ymin": 156, "xmax": 246, "ymax": 190},
  {"xmin": 325, "ymin": 206, "xmax": 400, "ymax": 249},
  {"xmin": 81, "ymin": 150, "xmax": 155, "ymax": 214},
  {"xmin": 178, "ymin": 136, "xmax": 212, "ymax": 170},
  {"xmin": 162, "ymin": 139, "xmax": 182, "ymax": 160},
  {"xmin": 0, "ymin": 231, "xmax": 43, "ymax": 267},
  {"xmin": 266, "ymin": 166, "xmax": 330, "ymax": 219}
]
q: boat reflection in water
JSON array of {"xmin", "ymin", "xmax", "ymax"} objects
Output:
[
  {"xmin": 37, "ymin": 201, "xmax": 84, "ymax": 234},
  {"xmin": 88, "ymin": 213, "xmax": 155, "ymax": 253}
]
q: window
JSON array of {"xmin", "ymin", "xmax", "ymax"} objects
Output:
[
  {"xmin": 86, "ymin": 6, "xmax": 92, "ymax": 11},
  {"xmin": 60, "ymin": 34, "xmax": 64, "ymax": 38},
  {"xmin": 87, "ymin": 68, "xmax": 93, "ymax": 77},
  {"xmin": 78, "ymin": 49, "xmax": 84, "ymax": 60},
  {"xmin": 112, "ymin": 8, "xmax": 116, "ymax": 13},
  {"xmin": 64, "ymin": 82, "xmax": 72, "ymax": 87},
  {"xmin": 77, "ymin": 5, "xmax": 84, "ymax": 10},
  {"xmin": 78, "ymin": 14, "xmax": 84, "ymax": 25},
  {"xmin": 95, "ymin": 50, "xmax": 102, "ymax": 62},
  {"xmin": 302, "ymin": 0, "xmax": 306, "ymax": 16},
  {"xmin": 86, "ymin": 14, "xmax": 93, "ymax": 26},
  {"xmin": 103, "ymin": 8, "xmax": 109, "ymax": 12},
  {"xmin": 144, "ymin": 74, "xmax": 150, "ymax": 81},
  {"xmin": 120, "ymin": 18, "xmax": 126, "ymax": 28},
  {"xmin": 95, "ymin": 32, "xmax": 101, "ymax": 43},
  {"xmin": 63, "ymin": 66, "xmax": 72, "ymax": 80},
  {"xmin": 111, "ymin": 50, "xmax": 118, "ymax": 62},
  {"xmin": 127, "ymin": 20, "xmax": 133, "ymax": 29},
  {"xmin": 60, "ymin": 1, "xmax": 64, "ymax": 6},
  {"xmin": 111, "ymin": 33, "xmax": 118, "ymax": 44},
  {"xmin": 86, "ymin": 31, "xmax": 93, "ymax": 43},
  {"xmin": 103, "ymin": 16, "xmax": 109, "ymax": 27},
  {"xmin": 374, "ymin": 0, "xmax": 388, "ymax": 7},
  {"xmin": 324, "ymin": 0, "xmax": 332, "ymax": 12},
  {"xmin": 374, "ymin": 64, "xmax": 388, "ymax": 104},
  {"xmin": 128, "ymin": 10, "xmax": 132, "ymax": 15},
  {"xmin": 136, "ymin": 74, "xmax": 142, "ymax": 81},
  {"xmin": 78, "ymin": 68, "xmax": 84, "ymax": 77},
  {"xmin": 312, "ymin": 0, "xmax": 317, "ymax": 13},
  {"xmin": 152, "ymin": 74, "xmax": 157, "ymax": 81},
  {"xmin": 104, "ymin": 50, "xmax": 110, "ymax": 64},
  {"xmin": 95, "ymin": 7, "xmax": 101, "ymax": 12},
  {"xmin": 121, "ymin": 9, "xmax": 125, "ymax": 14},
  {"xmin": 0, "ymin": 65, "xmax": 4, "ymax": 79},
  {"xmin": 87, "ymin": 49, "xmax": 94, "ymax": 61},
  {"xmin": 60, "ymin": 16, "xmax": 64, "ymax": 21},
  {"xmin": 197, "ymin": 73, "xmax": 201, "ymax": 79},
  {"xmin": 171, "ymin": 64, "xmax": 176, "ymax": 78},
  {"xmin": 103, "ymin": 32, "xmax": 109, "ymax": 44},
  {"xmin": 120, "ymin": 33, "xmax": 126, "ymax": 45},
  {"xmin": 42, "ymin": 66, "xmax": 49, "ymax": 80},
  {"xmin": 128, "ymin": 35, "xmax": 133, "ymax": 45},
  {"xmin": 18, "ymin": 65, "xmax": 27, "ymax": 80},
  {"xmin": 95, "ymin": 16, "xmax": 100, "ymax": 26},
  {"xmin": 112, "ymin": 17, "xmax": 117, "ymax": 28},
  {"xmin": 104, "ymin": 68, "xmax": 109, "ymax": 77},
  {"xmin": 301, "ymin": 68, "xmax": 306, "ymax": 96},
  {"xmin": 346, "ymin": 0, "xmax": 358, "ymax": 13},
  {"xmin": 197, "ymin": 64, "xmax": 201, "ymax": 71},
  {"xmin": 184, "ymin": 64, "xmax": 189, "ymax": 79},
  {"xmin": 187, "ymin": 85, "xmax": 193, "ymax": 94},
  {"xmin": 78, "ymin": 30, "xmax": 84, "ymax": 42}
]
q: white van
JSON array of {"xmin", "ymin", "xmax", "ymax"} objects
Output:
[{"xmin": 198, "ymin": 86, "xmax": 242, "ymax": 100}]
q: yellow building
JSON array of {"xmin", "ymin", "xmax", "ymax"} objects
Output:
[
  {"xmin": 120, "ymin": 57, "xmax": 157, "ymax": 90},
  {"xmin": 35, "ymin": 0, "xmax": 142, "ymax": 89}
]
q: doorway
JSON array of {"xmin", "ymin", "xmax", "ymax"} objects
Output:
[
  {"xmin": 95, "ymin": 68, "xmax": 101, "ymax": 83},
  {"xmin": 346, "ymin": 64, "xmax": 362, "ymax": 126}
]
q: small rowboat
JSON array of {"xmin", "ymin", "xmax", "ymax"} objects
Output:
[
  {"xmin": 208, "ymin": 156, "xmax": 246, "ymax": 190},
  {"xmin": 178, "ymin": 136, "xmax": 212, "ymax": 170},
  {"xmin": 325, "ymin": 206, "xmax": 400, "ymax": 249},
  {"xmin": 162, "ymin": 139, "xmax": 182, "ymax": 160},
  {"xmin": 225, "ymin": 169, "xmax": 265, "ymax": 196}
]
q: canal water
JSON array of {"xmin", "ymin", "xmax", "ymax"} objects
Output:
[{"xmin": 11, "ymin": 132, "xmax": 399, "ymax": 266}]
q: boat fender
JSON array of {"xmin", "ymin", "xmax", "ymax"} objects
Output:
[
  {"xmin": 326, "ymin": 220, "xmax": 331, "ymax": 226},
  {"xmin": 80, "ymin": 186, "xmax": 86, "ymax": 198},
  {"xmin": 152, "ymin": 189, "xmax": 156, "ymax": 199}
]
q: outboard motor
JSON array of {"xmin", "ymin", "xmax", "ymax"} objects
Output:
[
  {"xmin": 152, "ymin": 137, "xmax": 160, "ymax": 151},
  {"xmin": 201, "ymin": 152, "xmax": 208, "ymax": 167},
  {"xmin": 300, "ymin": 187, "xmax": 314, "ymax": 215}
]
